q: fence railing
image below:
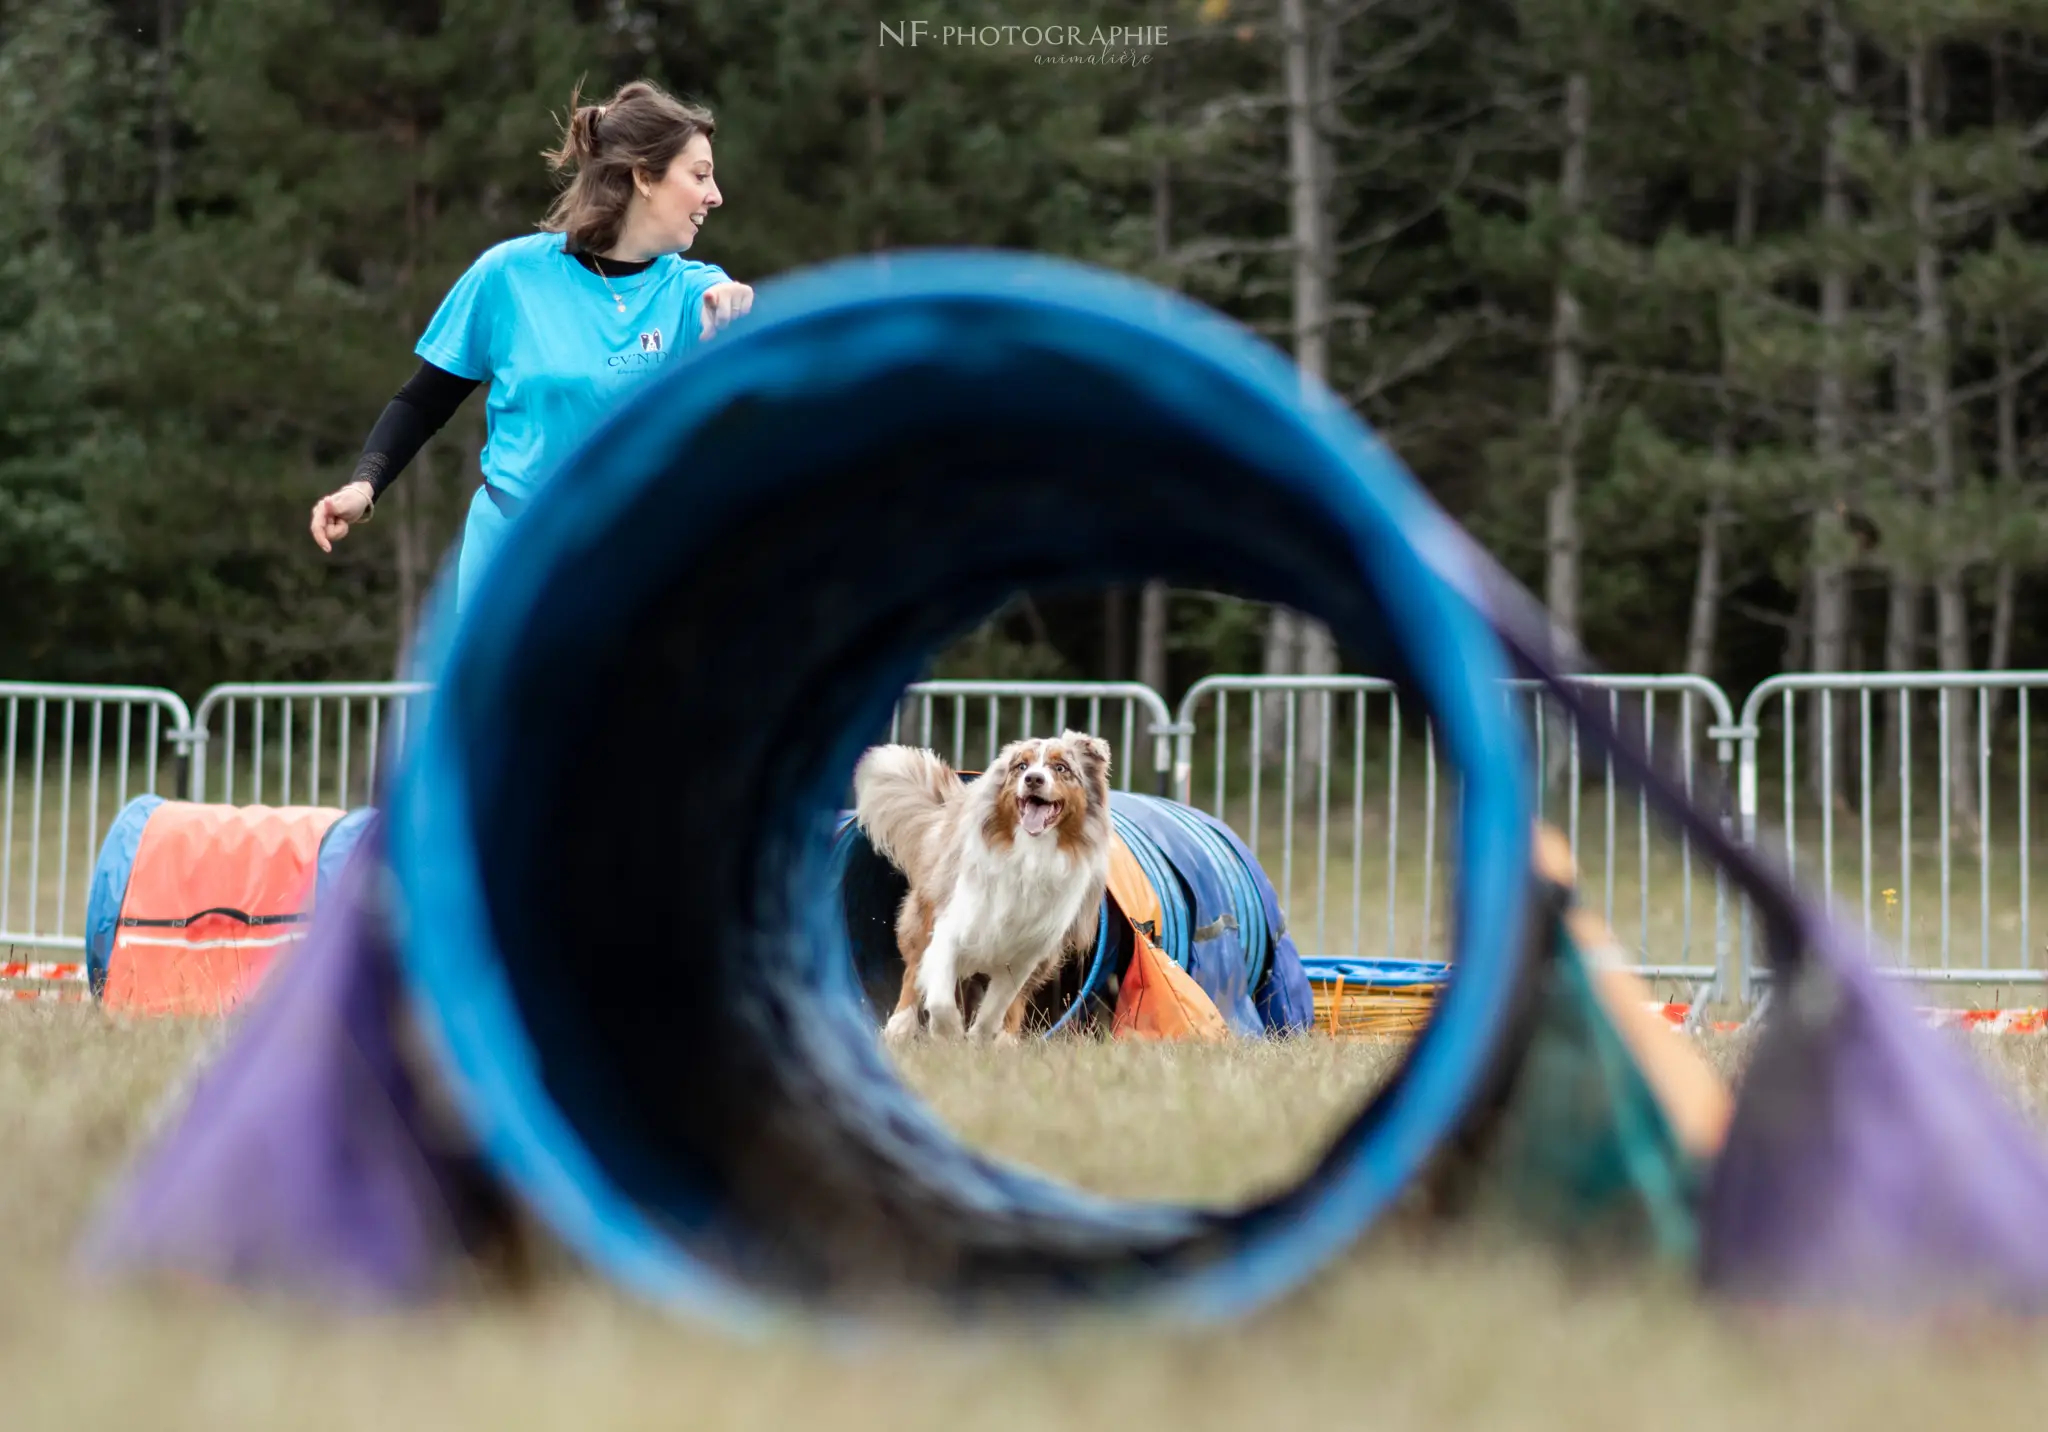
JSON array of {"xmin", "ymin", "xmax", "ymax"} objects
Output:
[
  {"xmin": 1169, "ymin": 674, "xmax": 1737, "ymax": 993},
  {"xmin": 1518, "ymin": 675, "xmax": 1741, "ymax": 996},
  {"xmin": 1734, "ymin": 672, "xmax": 2048, "ymax": 1000},
  {"xmin": 0, "ymin": 678, "xmax": 1178, "ymax": 961},
  {"xmin": 1, "ymin": 683, "xmax": 193, "ymax": 955},
  {"xmin": 188, "ymin": 683, "xmax": 433, "ymax": 808},
  {"xmin": 882, "ymin": 680, "xmax": 1178, "ymax": 793},
  {"xmin": 10, "ymin": 669, "xmax": 2048, "ymax": 1011}
]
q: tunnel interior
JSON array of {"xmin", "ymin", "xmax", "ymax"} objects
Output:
[{"xmin": 385, "ymin": 255, "xmax": 1534, "ymax": 1320}]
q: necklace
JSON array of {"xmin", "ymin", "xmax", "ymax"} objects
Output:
[{"xmin": 589, "ymin": 256, "xmax": 640, "ymax": 315}]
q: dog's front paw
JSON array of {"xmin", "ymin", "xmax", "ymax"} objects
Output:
[
  {"xmin": 966, "ymin": 1017, "xmax": 1020, "ymax": 1046},
  {"xmin": 882, "ymin": 1007, "xmax": 920, "ymax": 1044}
]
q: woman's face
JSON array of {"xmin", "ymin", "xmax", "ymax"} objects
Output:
[{"xmin": 635, "ymin": 133, "xmax": 720, "ymax": 253}]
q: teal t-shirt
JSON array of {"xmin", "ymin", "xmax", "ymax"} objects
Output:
[{"xmin": 416, "ymin": 232, "xmax": 731, "ymax": 503}]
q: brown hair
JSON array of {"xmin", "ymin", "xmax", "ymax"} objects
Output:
[{"xmin": 541, "ymin": 79, "xmax": 716, "ymax": 256}]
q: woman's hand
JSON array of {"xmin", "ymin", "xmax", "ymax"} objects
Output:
[
  {"xmin": 310, "ymin": 480, "xmax": 376, "ymax": 553},
  {"xmin": 700, "ymin": 281, "xmax": 755, "ymax": 339}
]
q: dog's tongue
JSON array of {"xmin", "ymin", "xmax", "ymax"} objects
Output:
[{"xmin": 1020, "ymin": 799, "xmax": 1057, "ymax": 836}]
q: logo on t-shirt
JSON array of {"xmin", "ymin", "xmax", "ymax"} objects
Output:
[{"xmin": 605, "ymin": 328, "xmax": 668, "ymax": 373}]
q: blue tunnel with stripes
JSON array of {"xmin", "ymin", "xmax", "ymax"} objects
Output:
[
  {"xmin": 81, "ymin": 249, "xmax": 1546, "ymax": 1332},
  {"xmin": 371, "ymin": 249, "xmax": 1537, "ymax": 1324}
]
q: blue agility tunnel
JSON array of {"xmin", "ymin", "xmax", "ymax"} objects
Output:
[
  {"xmin": 379, "ymin": 246, "xmax": 1541, "ymax": 1324},
  {"xmin": 85, "ymin": 249, "xmax": 1542, "ymax": 1328}
]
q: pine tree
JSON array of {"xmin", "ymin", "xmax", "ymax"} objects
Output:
[
  {"xmin": 0, "ymin": 0, "xmax": 153, "ymax": 678},
  {"xmin": 75, "ymin": 0, "xmax": 606, "ymax": 683}
]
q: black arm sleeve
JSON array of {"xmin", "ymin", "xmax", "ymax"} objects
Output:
[{"xmin": 349, "ymin": 360, "xmax": 483, "ymax": 498}]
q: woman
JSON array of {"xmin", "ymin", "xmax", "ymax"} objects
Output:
[{"xmin": 309, "ymin": 80, "xmax": 755, "ymax": 612}]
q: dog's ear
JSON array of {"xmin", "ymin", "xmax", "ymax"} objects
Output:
[{"xmin": 1061, "ymin": 730, "xmax": 1112, "ymax": 781}]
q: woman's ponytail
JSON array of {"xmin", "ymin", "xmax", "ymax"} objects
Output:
[{"xmin": 541, "ymin": 79, "xmax": 715, "ymax": 254}]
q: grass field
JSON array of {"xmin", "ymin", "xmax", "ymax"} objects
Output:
[{"xmin": 11, "ymin": 1011, "xmax": 2048, "ymax": 1430}]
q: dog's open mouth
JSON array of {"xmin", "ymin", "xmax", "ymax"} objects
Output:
[{"xmin": 1019, "ymin": 796, "xmax": 1063, "ymax": 836}]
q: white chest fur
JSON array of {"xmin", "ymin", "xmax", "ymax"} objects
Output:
[{"xmin": 938, "ymin": 831, "xmax": 1101, "ymax": 973}]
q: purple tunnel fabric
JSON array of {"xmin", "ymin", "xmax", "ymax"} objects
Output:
[
  {"xmin": 1445, "ymin": 526, "xmax": 2048, "ymax": 1315},
  {"xmin": 77, "ymin": 822, "xmax": 508, "ymax": 1303}
]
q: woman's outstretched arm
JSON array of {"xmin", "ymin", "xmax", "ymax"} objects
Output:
[{"xmin": 310, "ymin": 361, "xmax": 482, "ymax": 552}]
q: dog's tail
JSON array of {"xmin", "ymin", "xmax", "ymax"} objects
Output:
[{"xmin": 853, "ymin": 744, "xmax": 958, "ymax": 878}]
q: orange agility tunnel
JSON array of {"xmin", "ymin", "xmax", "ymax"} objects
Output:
[{"xmin": 84, "ymin": 797, "xmax": 376, "ymax": 1015}]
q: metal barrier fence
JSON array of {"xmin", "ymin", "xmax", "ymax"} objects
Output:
[
  {"xmin": 11, "ymin": 669, "xmax": 2048, "ymax": 1010},
  {"xmin": 187, "ymin": 679, "xmax": 1181, "ymax": 807},
  {"xmin": 1, "ymin": 683, "xmax": 193, "ymax": 956},
  {"xmin": 1735, "ymin": 672, "xmax": 2048, "ymax": 1000},
  {"xmin": 0, "ymin": 677, "xmax": 1177, "ymax": 961},
  {"xmin": 187, "ymin": 683, "xmax": 433, "ymax": 808},
  {"xmin": 882, "ymin": 680, "xmax": 1178, "ymax": 793},
  {"xmin": 1170, "ymin": 675, "xmax": 1738, "ymax": 994}
]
